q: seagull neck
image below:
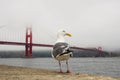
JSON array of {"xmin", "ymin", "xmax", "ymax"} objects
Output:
[{"xmin": 56, "ymin": 35, "xmax": 65, "ymax": 43}]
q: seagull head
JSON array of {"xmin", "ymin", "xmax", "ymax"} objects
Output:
[
  {"xmin": 57, "ymin": 29, "xmax": 71, "ymax": 37},
  {"xmin": 56, "ymin": 29, "xmax": 72, "ymax": 43}
]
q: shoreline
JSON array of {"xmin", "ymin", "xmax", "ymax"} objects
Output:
[{"xmin": 0, "ymin": 65, "xmax": 119, "ymax": 80}]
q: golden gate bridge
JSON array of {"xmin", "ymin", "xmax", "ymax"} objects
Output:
[{"xmin": 0, "ymin": 27, "xmax": 102, "ymax": 57}]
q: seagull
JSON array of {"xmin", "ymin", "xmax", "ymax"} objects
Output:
[{"xmin": 52, "ymin": 29, "xmax": 72, "ymax": 73}]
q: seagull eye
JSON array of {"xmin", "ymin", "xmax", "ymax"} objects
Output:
[{"xmin": 63, "ymin": 30, "xmax": 65, "ymax": 32}]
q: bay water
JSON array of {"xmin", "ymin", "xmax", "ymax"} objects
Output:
[{"xmin": 0, "ymin": 57, "xmax": 119, "ymax": 78}]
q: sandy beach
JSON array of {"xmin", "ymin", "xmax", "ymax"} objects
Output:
[{"xmin": 0, "ymin": 65, "xmax": 119, "ymax": 80}]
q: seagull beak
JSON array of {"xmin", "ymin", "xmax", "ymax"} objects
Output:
[{"xmin": 66, "ymin": 33, "xmax": 72, "ymax": 37}]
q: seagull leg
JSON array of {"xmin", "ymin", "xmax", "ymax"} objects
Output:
[
  {"xmin": 66, "ymin": 60, "xmax": 70, "ymax": 73},
  {"xmin": 59, "ymin": 61, "xmax": 63, "ymax": 73}
]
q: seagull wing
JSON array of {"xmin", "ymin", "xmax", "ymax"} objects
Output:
[{"xmin": 53, "ymin": 43, "xmax": 70, "ymax": 58}]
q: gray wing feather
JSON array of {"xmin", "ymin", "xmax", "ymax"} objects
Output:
[{"xmin": 53, "ymin": 42, "xmax": 69, "ymax": 58}]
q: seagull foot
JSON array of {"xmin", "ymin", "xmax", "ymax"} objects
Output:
[{"xmin": 66, "ymin": 70, "xmax": 71, "ymax": 73}]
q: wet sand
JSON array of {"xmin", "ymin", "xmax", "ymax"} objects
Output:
[{"xmin": 0, "ymin": 65, "xmax": 119, "ymax": 80}]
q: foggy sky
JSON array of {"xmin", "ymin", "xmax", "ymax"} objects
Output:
[{"xmin": 0, "ymin": 0, "xmax": 120, "ymax": 51}]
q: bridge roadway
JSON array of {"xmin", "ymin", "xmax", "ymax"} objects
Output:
[{"xmin": 0, "ymin": 41, "xmax": 97, "ymax": 51}]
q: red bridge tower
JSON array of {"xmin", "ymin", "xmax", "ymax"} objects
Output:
[
  {"xmin": 25, "ymin": 27, "xmax": 32, "ymax": 57},
  {"xmin": 98, "ymin": 47, "xmax": 102, "ymax": 57}
]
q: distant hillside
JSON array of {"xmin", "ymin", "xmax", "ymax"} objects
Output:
[
  {"xmin": 0, "ymin": 49, "xmax": 115, "ymax": 58},
  {"xmin": 110, "ymin": 51, "xmax": 120, "ymax": 57},
  {"xmin": 0, "ymin": 50, "xmax": 52, "ymax": 58},
  {"xmin": 73, "ymin": 50, "xmax": 110, "ymax": 57}
]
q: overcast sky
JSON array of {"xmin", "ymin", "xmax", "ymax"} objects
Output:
[{"xmin": 0, "ymin": 0, "xmax": 120, "ymax": 51}]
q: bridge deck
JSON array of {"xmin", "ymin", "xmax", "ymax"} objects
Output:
[{"xmin": 0, "ymin": 41, "xmax": 97, "ymax": 51}]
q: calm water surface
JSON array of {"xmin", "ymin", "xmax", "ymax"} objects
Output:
[{"xmin": 0, "ymin": 58, "xmax": 119, "ymax": 78}]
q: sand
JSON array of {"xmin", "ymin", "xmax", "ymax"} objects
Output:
[{"xmin": 0, "ymin": 65, "xmax": 119, "ymax": 80}]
